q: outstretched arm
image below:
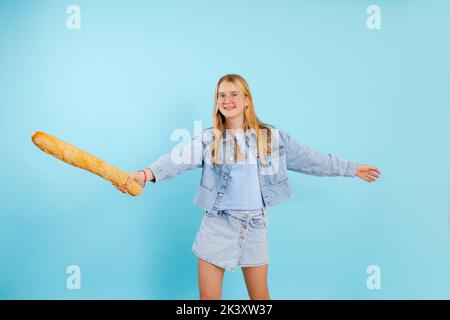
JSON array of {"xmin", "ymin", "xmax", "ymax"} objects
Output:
[
  {"xmin": 146, "ymin": 133, "xmax": 204, "ymax": 182},
  {"xmin": 283, "ymin": 131, "xmax": 381, "ymax": 182},
  {"xmin": 113, "ymin": 133, "xmax": 204, "ymax": 194}
]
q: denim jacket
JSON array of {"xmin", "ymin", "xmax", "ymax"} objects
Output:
[{"xmin": 148, "ymin": 126, "xmax": 357, "ymax": 214}]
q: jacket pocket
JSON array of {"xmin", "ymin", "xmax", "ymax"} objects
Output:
[{"xmin": 262, "ymin": 147, "xmax": 289, "ymax": 185}]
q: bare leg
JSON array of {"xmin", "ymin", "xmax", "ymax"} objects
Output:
[
  {"xmin": 198, "ymin": 257, "xmax": 225, "ymax": 300},
  {"xmin": 241, "ymin": 264, "xmax": 271, "ymax": 300}
]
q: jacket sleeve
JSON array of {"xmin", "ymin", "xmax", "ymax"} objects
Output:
[
  {"xmin": 282, "ymin": 131, "xmax": 357, "ymax": 177},
  {"xmin": 147, "ymin": 133, "xmax": 204, "ymax": 182}
]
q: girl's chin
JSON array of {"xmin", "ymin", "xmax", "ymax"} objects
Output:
[
  {"xmin": 222, "ymin": 112, "xmax": 240, "ymax": 118},
  {"xmin": 220, "ymin": 110, "xmax": 238, "ymax": 116}
]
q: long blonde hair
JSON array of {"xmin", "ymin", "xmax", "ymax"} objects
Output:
[{"xmin": 211, "ymin": 74, "xmax": 272, "ymax": 165}]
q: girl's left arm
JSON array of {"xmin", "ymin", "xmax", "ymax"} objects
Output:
[{"xmin": 281, "ymin": 131, "xmax": 381, "ymax": 182}]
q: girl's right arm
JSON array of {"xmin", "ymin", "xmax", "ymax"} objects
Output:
[{"xmin": 113, "ymin": 132, "xmax": 204, "ymax": 194}]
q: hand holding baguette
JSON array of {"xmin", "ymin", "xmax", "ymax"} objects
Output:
[
  {"xmin": 113, "ymin": 169, "xmax": 154, "ymax": 194},
  {"xmin": 31, "ymin": 131, "xmax": 152, "ymax": 196}
]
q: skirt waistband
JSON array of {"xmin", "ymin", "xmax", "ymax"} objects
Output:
[{"xmin": 218, "ymin": 207, "xmax": 266, "ymax": 220}]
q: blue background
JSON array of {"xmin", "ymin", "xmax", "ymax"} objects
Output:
[{"xmin": 0, "ymin": 0, "xmax": 449, "ymax": 299}]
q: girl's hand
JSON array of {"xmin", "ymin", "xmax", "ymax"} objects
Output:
[
  {"xmin": 113, "ymin": 171, "xmax": 146, "ymax": 194},
  {"xmin": 355, "ymin": 164, "xmax": 381, "ymax": 183}
]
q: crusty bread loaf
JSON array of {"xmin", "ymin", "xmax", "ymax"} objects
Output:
[{"xmin": 31, "ymin": 131, "xmax": 143, "ymax": 196}]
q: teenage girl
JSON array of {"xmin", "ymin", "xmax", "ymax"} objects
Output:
[{"xmin": 113, "ymin": 74, "xmax": 381, "ymax": 300}]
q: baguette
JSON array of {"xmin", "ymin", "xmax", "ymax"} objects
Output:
[{"xmin": 31, "ymin": 131, "xmax": 143, "ymax": 196}]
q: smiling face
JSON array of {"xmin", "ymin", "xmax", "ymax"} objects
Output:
[{"xmin": 216, "ymin": 81, "xmax": 249, "ymax": 126}]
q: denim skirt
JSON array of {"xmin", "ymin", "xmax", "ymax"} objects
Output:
[{"xmin": 192, "ymin": 207, "xmax": 269, "ymax": 271}]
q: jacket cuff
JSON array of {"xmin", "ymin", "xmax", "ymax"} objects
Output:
[
  {"xmin": 147, "ymin": 162, "xmax": 164, "ymax": 183},
  {"xmin": 344, "ymin": 161, "xmax": 358, "ymax": 177}
]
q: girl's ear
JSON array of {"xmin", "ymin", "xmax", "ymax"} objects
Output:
[{"xmin": 244, "ymin": 95, "xmax": 249, "ymax": 106}]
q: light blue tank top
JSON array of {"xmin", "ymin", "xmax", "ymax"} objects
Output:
[{"xmin": 218, "ymin": 131, "xmax": 265, "ymax": 210}]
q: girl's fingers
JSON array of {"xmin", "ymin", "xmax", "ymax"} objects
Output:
[
  {"xmin": 357, "ymin": 170, "xmax": 378, "ymax": 182},
  {"xmin": 112, "ymin": 182, "xmax": 128, "ymax": 193},
  {"xmin": 125, "ymin": 175, "xmax": 135, "ymax": 193},
  {"xmin": 369, "ymin": 171, "xmax": 379, "ymax": 179},
  {"xmin": 370, "ymin": 167, "xmax": 381, "ymax": 174},
  {"xmin": 119, "ymin": 175, "xmax": 132, "ymax": 193}
]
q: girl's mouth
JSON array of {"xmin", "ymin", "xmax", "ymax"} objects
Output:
[{"xmin": 224, "ymin": 106, "xmax": 236, "ymax": 110}]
